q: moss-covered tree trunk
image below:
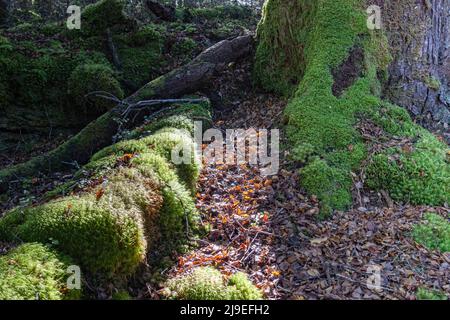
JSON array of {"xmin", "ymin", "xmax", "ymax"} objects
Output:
[{"xmin": 255, "ymin": 0, "xmax": 449, "ymax": 215}]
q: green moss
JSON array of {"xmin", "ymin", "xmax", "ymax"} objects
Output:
[
  {"xmin": 227, "ymin": 272, "xmax": 263, "ymax": 300},
  {"xmin": 130, "ymin": 102, "xmax": 212, "ymax": 137},
  {"xmin": 141, "ymin": 128, "xmax": 201, "ymax": 190},
  {"xmin": 416, "ymin": 287, "xmax": 448, "ymax": 300},
  {"xmin": 112, "ymin": 290, "xmax": 132, "ymax": 300},
  {"xmin": 300, "ymin": 158, "xmax": 352, "ymax": 217},
  {"xmin": 166, "ymin": 267, "xmax": 262, "ymax": 300},
  {"xmin": 366, "ymin": 132, "xmax": 449, "ymax": 205},
  {"xmin": 0, "ymin": 169, "xmax": 158, "ymax": 275},
  {"xmin": 424, "ymin": 75, "xmax": 441, "ymax": 91},
  {"xmin": 172, "ymin": 37, "xmax": 197, "ymax": 57},
  {"xmin": 116, "ymin": 36, "xmax": 164, "ymax": 91},
  {"xmin": 68, "ymin": 63, "xmax": 124, "ymax": 113},
  {"xmin": 412, "ymin": 213, "xmax": 450, "ymax": 252},
  {"xmin": 0, "ymin": 103, "xmax": 210, "ymax": 278},
  {"xmin": 81, "ymin": 0, "xmax": 128, "ymax": 35},
  {"xmin": 191, "ymin": 5, "xmax": 252, "ymax": 21},
  {"xmin": 128, "ymin": 24, "xmax": 165, "ymax": 47},
  {"xmin": 254, "ymin": 0, "xmax": 317, "ymax": 96},
  {"xmin": 91, "ymin": 139, "xmax": 150, "ymax": 162},
  {"xmin": 0, "ymin": 243, "xmax": 80, "ymax": 300}
]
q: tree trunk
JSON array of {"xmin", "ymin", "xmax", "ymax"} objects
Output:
[
  {"xmin": 0, "ymin": 35, "xmax": 254, "ymax": 193},
  {"xmin": 381, "ymin": 0, "xmax": 450, "ymax": 140}
]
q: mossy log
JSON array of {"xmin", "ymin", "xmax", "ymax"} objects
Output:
[{"xmin": 0, "ymin": 35, "xmax": 253, "ymax": 193}]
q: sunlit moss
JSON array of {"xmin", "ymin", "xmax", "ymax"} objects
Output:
[{"xmin": 0, "ymin": 243, "xmax": 81, "ymax": 300}]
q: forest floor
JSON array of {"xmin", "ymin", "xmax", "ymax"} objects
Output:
[
  {"xmin": 160, "ymin": 57, "xmax": 450, "ymax": 300},
  {"xmin": 1, "ymin": 29, "xmax": 449, "ymax": 300}
]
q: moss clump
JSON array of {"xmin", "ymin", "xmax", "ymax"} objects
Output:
[
  {"xmin": 141, "ymin": 128, "xmax": 202, "ymax": 190},
  {"xmin": 416, "ymin": 287, "xmax": 448, "ymax": 300},
  {"xmin": 227, "ymin": 272, "xmax": 263, "ymax": 300},
  {"xmin": 0, "ymin": 168, "xmax": 162, "ymax": 275},
  {"xmin": 129, "ymin": 102, "xmax": 212, "ymax": 138},
  {"xmin": 0, "ymin": 243, "xmax": 80, "ymax": 300},
  {"xmin": 417, "ymin": 287, "xmax": 448, "ymax": 300},
  {"xmin": 191, "ymin": 5, "xmax": 252, "ymax": 21},
  {"xmin": 300, "ymin": 158, "xmax": 352, "ymax": 217},
  {"xmin": 112, "ymin": 290, "xmax": 132, "ymax": 300},
  {"xmin": 366, "ymin": 134, "xmax": 449, "ymax": 205},
  {"xmin": 128, "ymin": 24, "xmax": 165, "ymax": 47},
  {"xmin": 412, "ymin": 213, "xmax": 450, "ymax": 253},
  {"xmin": 172, "ymin": 38, "xmax": 197, "ymax": 58},
  {"xmin": 116, "ymin": 32, "xmax": 164, "ymax": 91},
  {"xmin": 424, "ymin": 76, "xmax": 441, "ymax": 91},
  {"xmin": 68, "ymin": 63, "xmax": 124, "ymax": 113},
  {"xmin": 81, "ymin": 0, "xmax": 128, "ymax": 35},
  {"xmin": 166, "ymin": 267, "xmax": 262, "ymax": 300}
]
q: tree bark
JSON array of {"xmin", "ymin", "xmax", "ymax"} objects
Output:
[
  {"xmin": 0, "ymin": 35, "xmax": 254, "ymax": 193},
  {"xmin": 381, "ymin": 0, "xmax": 450, "ymax": 140}
]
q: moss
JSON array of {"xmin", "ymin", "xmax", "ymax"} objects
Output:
[
  {"xmin": 255, "ymin": 0, "xmax": 449, "ymax": 215},
  {"xmin": 254, "ymin": 0, "xmax": 317, "ymax": 96},
  {"xmin": 172, "ymin": 37, "xmax": 197, "ymax": 58},
  {"xmin": 141, "ymin": 128, "xmax": 201, "ymax": 190},
  {"xmin": 424, "ymin": 75, "xmax": 441, "ymax": 91},
  {"xmin": 68, "ymin": 63, "xmax": 124, "ymax": 113},
  {"xmin": 366, "ymin": 132, "xmax": 449, "ymax": 205},
  {"xmin": 128, "ymin": 24, "xmax": 165, "ymax": 47},
  {"xmin": 130, "ymin": 102, "xmax": 212, "ymax": 137},
  {"xmin": 166, "ymin": 267, "xmax": 262, "ymax": 300},
  {"xmin": 412, "ymin": 213, "xmax": 450, "ymax": 253},
  {"xmin": 112, "ymin": 290, "xmax": 131, "ymax": 300},
  {"xmin": 91, "ymin": 139, "xmax": 150, "ymax": 162},
  {"xmin": 227, "ymin": 272, "xmax": 263, "ymax": 300},
  {"xmin": 0, "ymin": 168, "xmax": 163, "ymax": 275},
  {"xmin": 116, "ymin": 35, "xmax": 164, "ymax": 91},
  {"xmin": 191, "ymin": 5, "xmax": 252, "ymax": 21},
  {"xmin": 81, "ymin": 0, "xmax": 128, "ymax": 36},
  {"xmin": 416, "ymin": 287, "xmax": 448, "ymax": 300},
  {"xmin": 167, "ymin": 267, "xmax": 227, "ymax": 300},
  {"xmin": 0, "ymin": 102, "xmax": 210, "ymax": 278},
  {"xmin": 0, "ymin": 243, "xmax": 81, "ymax": 300},
  {"xmin": 300, "ymin": 158, "xmax": 352, "ymax": 217}
]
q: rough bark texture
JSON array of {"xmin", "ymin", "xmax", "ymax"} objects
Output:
[
  {"xmin": 381, "ymin": 0, "xmax": 450, "ymax": 139},
  {"xmin": 0, "ymin": 35, "xmax": 254, "ymax": 193}
]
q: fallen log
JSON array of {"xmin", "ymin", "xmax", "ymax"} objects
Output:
[{"xmin": 0, "ymin": 35, "xmax": 254, "ymax": 193}]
